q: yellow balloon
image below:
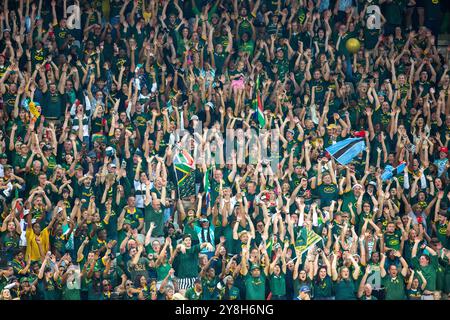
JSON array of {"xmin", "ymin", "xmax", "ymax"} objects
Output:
[{"xmin": 345, "ymin": 38, "xmax": 361, "ymax": 54}]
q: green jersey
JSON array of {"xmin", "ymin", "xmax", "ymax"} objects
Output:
[
  {"xmin": 315, "ymin": 183, "xmax": 339, "ymax": 207},
  {"xmin": 43, "ymin": 91, "xmax": 65, "ymax": 120},
  {"xmin": 144, "ymin": 204, "xmax": 165, "ymax": 236},
  {"xmin": 38, "ymin": 278, "xmax": 61, "ymax": 300},
  {"xmin": 244, "ymin": 274, "xmax": 266, "ymax": 300},
  {"xmin": 412, "ymin": 255, "xmax": 439, "ymax": 291},
  {"xmin": 384, "ymin": 230, "xmax": 403, "ymax": 251},
  {"xmin": 173, "ymin": 244, "xmax": 200, "ymax": 278},
  {"xmin": 313, "ymin": 276, "xmax": 334, "ymax": 298},
  {"xmin": 435, "ymin": 221, "xmax": 449, "ymax": 249},
  {"xmin": 1, "ymin": 232, "xmax": 20, "ymax": 251},
  {"xmin": 220, "ymin": 286, "xmax": 240, "ymax": 300},
  {"xmin": 333, "ymin": 279, "xmax": 357, "ymax": 300},
  {"xmin": 269, "ymin": 273, "xmax": 286, "ymax": 296},
  {"xmin": 54, "ymin": 26, "xmax": 70, "ymax": 49},
  {"xmin": 127, "ymin": 257, "xmax": 150, "ymax": 280},
  {"xmin": 382, "ymin": 274, "xmax": 406, "ymax": 300},
  {"xmin": 156, "ymin": 263, "xmax": 171, "ymax": 282},
  {"xmin": 202, "ymin": 276, "xmax": 220, "ymax": 300},
  {"xmin": 407, "ymin": 288, "xmax": 422, "ymax": 300},
  {"xmin": 185, "ymin": 287, "xmax": 203, "ymax": 300}
]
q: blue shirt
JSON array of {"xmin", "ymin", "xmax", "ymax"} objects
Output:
[
  {"xmin": 338, "ymin": 0, "xmax": 353, "ymax": 11},
  {"xmin": 319, "ymin": 0, "xmax": 330, "ymax": 12},
  {"xmin": 434, "ymin": 158, "xmax": 448, "ymax": 177}
]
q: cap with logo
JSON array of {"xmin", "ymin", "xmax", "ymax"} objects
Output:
[
  {"xmin": 300, "ymin": 286, "xmax": 310, "ymax": 293},
  {"xmin": 42, "ymin": 145, "xmax": 52, "ymax": 152},
  {"xmin": 250, "ymin": 264, "xmax": 260, "ymax": 271}
]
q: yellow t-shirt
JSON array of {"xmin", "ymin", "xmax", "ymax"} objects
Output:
[{"xmin": 25, "ymin": 227, "xmax": 50, "ymax": 262}]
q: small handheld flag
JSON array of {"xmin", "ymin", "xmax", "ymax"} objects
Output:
[
  {"xmin": 381, "ymin": 162, "xmax": 406, "ymax": 181},
  {"xmin": 173, "ymin": 148, "xmax": 196, "ymax": 198},
  {"xmin": 204, "ymin": 167, "xmax": 212, "ymax": 207},
  {"xmin": 325, "ymin": 137, "xmax": 366, "ymax": 165},
  {"xmin": 294, "ymin": 227, "xmax": 322, "ymax": 258},
  {"xmin": 253, "ymin": 75, "xmax": 265, "ymax": 128}
]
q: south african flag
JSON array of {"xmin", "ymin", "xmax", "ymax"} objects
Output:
[
  {"xmin": 173, "ymin": 149, "xmax": 196, "ymax": 199},
  {"xmin": 253, "ymin": 75, "xmax": 265, "ymax": 128}
]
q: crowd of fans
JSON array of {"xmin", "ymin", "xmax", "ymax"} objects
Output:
[{"xmin": 0, "ymin": 0, "xmax": 449, "ymax": 301}]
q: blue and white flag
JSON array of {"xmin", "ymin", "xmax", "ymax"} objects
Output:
[
  {"xmin": 325, "ymin": 138, "xmax": 365, "ymax": 165},
  {"xmin": 381, "ymin": 162, "xmax": 407, "ymax": 181}
]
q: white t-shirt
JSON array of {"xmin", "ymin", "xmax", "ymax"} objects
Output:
[
  {"xmin": 220, "ymin": 197, "xmax": 237, "ymax": 211},
  {"xmin": 134, "ymin": 179, "xmax": 153, "ymax": 208}
]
